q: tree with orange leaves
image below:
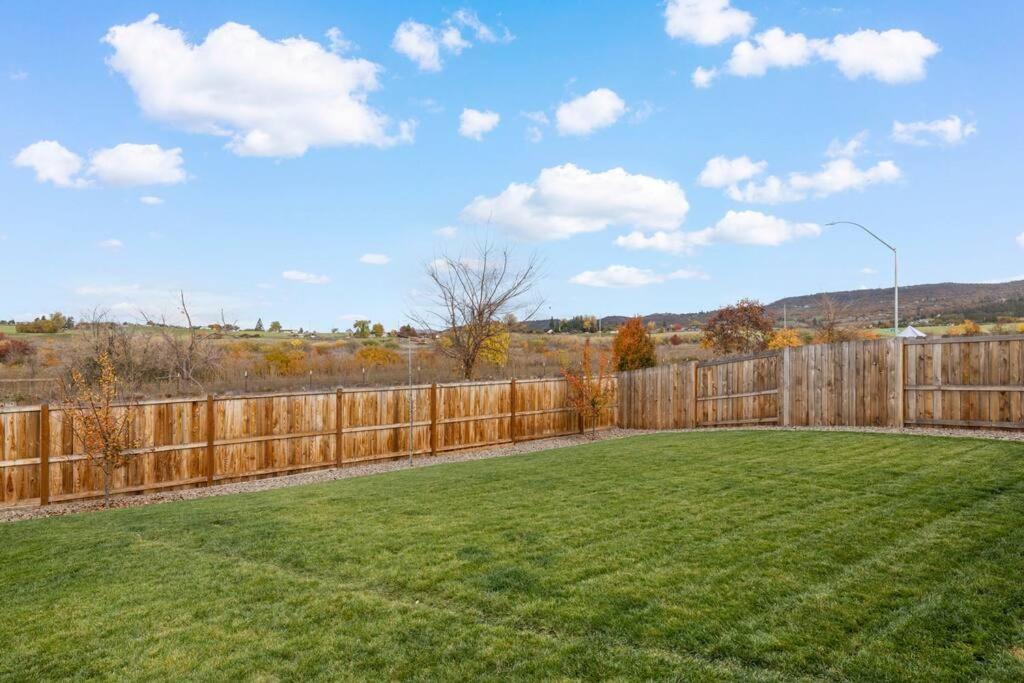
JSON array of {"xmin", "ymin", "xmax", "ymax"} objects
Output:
[
  {"xmin": 562, "ymin": 339, "xmax": 615, "ymax": 436},
  {"xmin": 700, "ymin": 299, "xmax": 775, "ymax": 356},
  {"xmin": 612, "ymin": 316, "xmax": 657, "ymax": 371},
  {"xmin": 60, "ymin": 352, "xmax": 144, "ymax": 507}
]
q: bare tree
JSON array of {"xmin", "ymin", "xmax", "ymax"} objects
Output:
[
  {"xmin": 67, "ymin": 308, "xmax": 162, "ymax": 395},
  {"xmin": 142, "ymin": 291, "xmax": 223, "ymax": 391},
  {"xmin": 813, "ymin": 295, "xmax": 864, "ymax": 343},
  {"xmin": 412, "ymin": 243, "xmax": 542, "ymax": 379}
]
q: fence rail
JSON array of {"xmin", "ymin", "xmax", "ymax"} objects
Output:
[
  {"xmin": 0, "ymin": 377, "xmax": 617, "ymax": 507},
  {"xmin": 618, "ymin": 335, "xmax": 1024, "ymax": 434}
]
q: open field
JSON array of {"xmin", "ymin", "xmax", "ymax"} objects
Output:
[
  {"xmin": 0, "ymin": 326, "xmax": 709, "ymax": 405},
  {"xmin": 2, "ymin": 431, "xmax": 1023, "ymax": 680}
]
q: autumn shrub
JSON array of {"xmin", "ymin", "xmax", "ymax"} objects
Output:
[
  {"xmin": 355, "ymin": 346, "xmax": 401, "ymax": 367},
  {"xmin": 263, "ymin": 342, "xmax": 308, "ymax": 375},
  {"xmin": 667, "ymin": 334, "xmax": 684, "ymax": 346},
  {"xmin": 0, "ymin": 333, "xmax": 35, "ymax": 364},
  {"xmin": 613, "ymin": 317, "xmax": 657, "ymax": 371},
  {"xmin": 946, "ymin": 320, "xmax": 982, "ymax": 337},
  {"xmin": 767, "ymin": 328, "xmax": 803, "ymax": 349}
]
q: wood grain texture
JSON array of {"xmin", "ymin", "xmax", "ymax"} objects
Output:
[{"xmin": 1, "ymin": 377, "xmax": 614, "ymax": 506}]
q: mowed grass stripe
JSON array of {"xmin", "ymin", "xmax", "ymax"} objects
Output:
[{"xmin": 1, "ymin": 431, "xmax": 1022, "ymax": 681}]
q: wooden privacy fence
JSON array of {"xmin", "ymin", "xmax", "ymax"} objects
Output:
[
  {"xmin": 619, "ymin": 335, "xmax": 1024, "ymax": 432},
  {"xmin": 0, "ymin": 377, "xmax": 616, "ymax": 507}
]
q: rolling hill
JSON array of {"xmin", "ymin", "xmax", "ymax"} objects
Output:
[{"xmin": 532, "ymin": 279, "xmax": 1024, "ymax": 331}]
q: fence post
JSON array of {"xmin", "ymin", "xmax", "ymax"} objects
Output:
[
  {"xmin": 894, "ymin": 338, "xmax": 905, "ymax": 429},
  {"xmin": 782, "ymin": 347, "xmax": 792, "ymax": 427},
  {"xmin": 508, "ymin": 379, "xmax": 517, "ymax": 443},
  {"xmin": 335, "ymin": 388, "xmax": 345, "ymax": 466},
  {"xmin": 430, "ymin": 383, "xmax": 438, "ymax": 454},
  {"xmin": 205, "ymin": 394, "xmax": 215, "ymax": 485},
  {"xmin": 690, "ymin": 361, "xmax": 699, "ymax": 429},
  {"xmin": 38, "ymin": 403, "xmax": 50, "ymax": 506}
]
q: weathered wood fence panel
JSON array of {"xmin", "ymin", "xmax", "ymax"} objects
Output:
[
  {"xmin": 616, "ymin": 363, "xmax": 697, "ymax": 430},
  {"xmin": 786, "ymin": 339, "xmax": 900, "ymax": 427},
  {"xmin": 1, "ymin": 377, "xmax": 616, "ymax": 507},
  {"xmin": 618, "ymin": 335, "xmax": 1024, "ymax": 433},
  {"xmin": 698, "ymin": 353, "xmax": 780, "ymax": 427},
  {"xmin": 904, "ymin": 336, "xmax": 1024, "ymax": 429}
]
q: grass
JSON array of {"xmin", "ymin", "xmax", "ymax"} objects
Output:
[{"xmin": 2, "ymin": 431, "xmax": 1023, "ymax": 681}]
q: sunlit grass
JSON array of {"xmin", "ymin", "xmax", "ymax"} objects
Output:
[{"xmin": 2, "ymin": 431, "xmax": 1023, "ymax": 680}]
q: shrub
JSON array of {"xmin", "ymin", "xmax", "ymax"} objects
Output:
[
  {"xmin": 767, "ymin": 328, "xmax": 802, "ymax": 349},
  {"xmin": 263, "ymin": 343, "xmax": 307, "ymax": 375},
  {"xmin": 668, "ymin": 334, "xmax": 684, "ymax": 346},
  {"xmin": 15, "ymin": 312, "xmax": 70, "ymax": 334},
  {"xmin": 0, "ymin": 333, "xmax": 35, "ymax": 364},
  {"xmin": 946, "ymin": 320, "xmax": 982, "ymax": 337},
  {"xmin": 613, "ymin": 317, "xmax": 657, "ymax": 371},
  {"xmin": 355, "ymin": 346, "xmax": 401, "ymax": 367}
]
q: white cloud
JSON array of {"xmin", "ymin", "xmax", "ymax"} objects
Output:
[
  {"xmin": 88, "ymin": 143, "xmax": 186, "ymax": 186},
  {"xmin": 664, "ymin": 0, "xmax": 754, "ymax": 45},
  {"xmin": 861, "ymin": 266, "xmax": 877, "ymax": 275},
  {"xmin": 555, "ymin": 88, "xmax": 626, "ymax": 136},
  {"xmin": 139, "ymin": 195, "xmax": 164, "ymax": 205},
  {"xmin": 696, "ymin": 26, "xmax": 938, "ymax": 87},
  {"xmin": 393, "ymin": 21, "xmax": 444, "ymax": 71},
  {"xmin": 435, "ymin": 226, "xmax": 457, "ymax": 238},
  {"xmin": 440, "ymin": 26, "xmax": 471, "ymax": 54},
  {"xmin": 325, "ymin": 27, "xmax": 355, "ymax": 54},
  {"xmin": 727, "ymin": 158, "xmax": 901, "ymax": 204},
  {"xmin": 727, "ymin": 28, "xmax": 818, "ymax": 77},
  {"xmin": 9, "ymin": 70, "xmax": 28, "ymax": 81},
  {"xmin": 282, "ymin": 270, "xmax": 330, "ymax": 284},
  {"xmin": 359, "ymin": 253, "xmax": 391, "ymax": 265},
  {"xmin": 99, "ymin": 239, "xmax": 124, "ymax": 249},
  {"xmin": 451, "ymin": 9, "xmax": 511, "ymax": 43},
  {"xmin": 13, "ymin": 140, "xmax": 87, "ymax": 188},
  {"xmin": 525, "ymin": 126, "xmax": 543, "ymax": 143},
  {"xmin": 14, "ymin": 139, "xmax": 187, "ymax": 188},
  {"xmin": 616, "ymin": 210, "xmax": 819, "ymax": 254},
  {"xmin": 459, "ymin": 108, "xmax": 500, "ymax": 140},
  {"xmin": 726, "ymin": 175, "xmax": 804, "ymax": 203},
  {"xmin": 522, "ymin": 111, "xmax": 549, "ymax": 125},
  {"xmin": 105, "ymin": 14, "xmax": 412, "ymax": 157},
  {"xmin": 392, "ymin": 10, "xmax": 509, "ymax": 72},
  {"xmin": 462, "ymin": 163, "xmax": 689, "ymax": 241},
  {"xmin": 788, "ymin": 159, "xmax": 901, "ymax": 197},
  {"xmin": 692, "ymin": 66, "xmax": 718, "ymax": 88},
  {"xmin": 698, "ymin": 155, "xmax": 766, "ymax": 188},
  {"xmin": 826, "ymin": 130, "xmax": 868, "ymax": 158},
  {"xmin": 892, "ymin": 115, "xmax": 977, "ymax": 146},
  {"xmin": 817, "ymin": 29, "xmax": 939, "ymax": 84},
  {"xmin": 570, "ymin": 265, "xmax": 708, "ymax": 288},
  {"xmin": 1017, "ymin": 232, "xmax": 1024, "ymax": 249}
]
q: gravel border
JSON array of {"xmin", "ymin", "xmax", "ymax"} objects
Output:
[{"xmin": 2, "ymin": 425, "xmax": 1021, "ymax": 523}]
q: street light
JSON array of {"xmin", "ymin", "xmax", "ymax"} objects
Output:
[{"xmin": 825, "ymin": 220, "xmax": 899, "ymax": 334}]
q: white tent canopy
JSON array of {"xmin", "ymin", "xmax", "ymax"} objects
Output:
[{"xmin": 897, "ymin": 325, "xmax": 927, "ymax": 338}]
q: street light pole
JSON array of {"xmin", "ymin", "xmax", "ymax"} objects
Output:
[{"xmin": 825, "ymin": 221, "xmax": 899, "ymax": 334}]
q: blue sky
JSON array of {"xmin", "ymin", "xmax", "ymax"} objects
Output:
[{"xmin": 2, "ymin": 0, "xmax": 1022, "ymax": 329}]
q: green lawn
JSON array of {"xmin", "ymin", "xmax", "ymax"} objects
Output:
[{"xmin": 2, "ymin": 432, "xmax": 1023, "ymax": 681}]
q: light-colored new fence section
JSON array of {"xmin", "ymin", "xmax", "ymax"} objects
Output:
[
  {"xmin": 0, "ymin": 378, "xmax": 616, "ymax": 507},
  {"xmin": 619, "ymin": 335, "xmax": 1024, "ymax": 432}
]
